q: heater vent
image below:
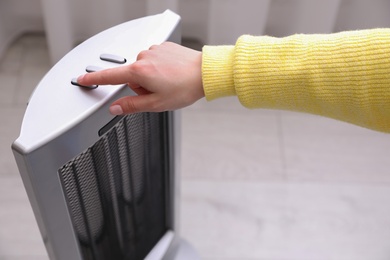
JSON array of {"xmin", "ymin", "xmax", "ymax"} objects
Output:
[{"xmin": 59, "ymin": 113, "xmax": 169, "ymax": 260}]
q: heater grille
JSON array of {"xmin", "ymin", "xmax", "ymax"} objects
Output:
[{"xmin": 59, "ymin": 113, "xmax": 169, "ymax": 260}]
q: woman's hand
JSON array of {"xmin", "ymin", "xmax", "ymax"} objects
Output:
[{"xmin": 77, "ymin": 42, "xmax": 204, "ymax": 115}]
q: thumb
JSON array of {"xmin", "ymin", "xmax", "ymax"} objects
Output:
[{"xmin": 109, "ymin": 95, "xmax": 156, "ymax": 115}]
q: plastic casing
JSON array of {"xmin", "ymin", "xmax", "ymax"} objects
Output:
[{"xmin": 12, "ymin": 10, "xmax": 198, "ymax": 260}]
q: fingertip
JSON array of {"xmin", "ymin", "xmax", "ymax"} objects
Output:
[
  {"xmin": 77, "ymin": 74, "xmax": 85, "ymax": 84},
  {"xmin": 109, "ymin": 105, "xmax": 124, "ymax": 116},
  {"xmin": 113, "ymin": 95, "xmax": 152, "ymax": 114}
]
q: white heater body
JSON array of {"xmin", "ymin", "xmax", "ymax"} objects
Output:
[{"xmin": 12, "ymin": 10, "xmax": 197, "ymax": 260}]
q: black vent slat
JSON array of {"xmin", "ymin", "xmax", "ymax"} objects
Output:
[{"xmin": 58, "ymin": 113, "xmax": 168, "ymax": 260}]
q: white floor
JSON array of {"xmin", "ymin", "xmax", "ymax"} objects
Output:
[{"xmin": 1, "ymin": 34, "xmax": 390, "ymax": 260}]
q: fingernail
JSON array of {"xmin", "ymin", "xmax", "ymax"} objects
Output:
[
  {"xmin": 109, "ymin": 105, "xmax": 123, "ymax": 115},
  {"xmin": 77, "ymin": 74, "xmax": 84, "ymax": 83}
]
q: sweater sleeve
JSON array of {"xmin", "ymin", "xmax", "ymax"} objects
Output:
[{"xmin": 202, "ymin": 29, "xmax": 390, "ymax": 133}]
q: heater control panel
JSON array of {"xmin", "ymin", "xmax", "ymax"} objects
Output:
[
  {"xmin": 70, "ymin": 53, "xmax": 128, "ymax": 89},
  {"xmin": 15, "ymin": 9, "xmax": 181, "ymax": 153}
]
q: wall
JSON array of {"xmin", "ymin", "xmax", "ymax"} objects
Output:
[
  {"xmin": 1, "ymin": 0, "xmax": 390, "ymax": 63},
  {"xmin": 0, "ymin": 0, "xmax": 43, "ymax": 60}
]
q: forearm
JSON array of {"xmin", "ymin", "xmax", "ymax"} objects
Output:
[{"xmin": 202, "ymin": 29, "xmax": 390, "ymax": 132}]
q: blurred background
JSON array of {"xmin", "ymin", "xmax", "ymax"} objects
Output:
[
  {"xmin": 1, "ymin": 0, "xmax": 390, "ymax": 259},
  {"xmin": 2, "ymin": 0, "xmax": 390, "ymax": 63}
]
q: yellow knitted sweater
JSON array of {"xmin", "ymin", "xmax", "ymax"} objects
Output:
[{"xmin": 202, "ymin": 29, "xmax": 390, "ymax": 133}]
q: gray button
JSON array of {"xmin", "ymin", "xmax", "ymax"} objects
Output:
[
  {"xmin": 100, "ymin": 54, "xmax": 126, "ymax": 64},
  {"xmin": 71, "ymin": 78, "xmax": 98, "ymax": 89},
  {"xmin": 86, "ymin": 65, "xmax": 104, "ymax": 73}
]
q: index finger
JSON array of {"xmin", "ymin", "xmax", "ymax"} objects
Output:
[{"xmin": 77, "ymin": 65, "xmax": 135, "ymax": 86}]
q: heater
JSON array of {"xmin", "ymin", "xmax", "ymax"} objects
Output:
[{"xmin": 12, "ymin": 10, "xmax": 198, "ymax": 260}]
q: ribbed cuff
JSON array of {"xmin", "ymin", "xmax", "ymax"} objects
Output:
[{"xmin": 202, "ymin": 45, "xmax": 236, "ymax": 101}]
